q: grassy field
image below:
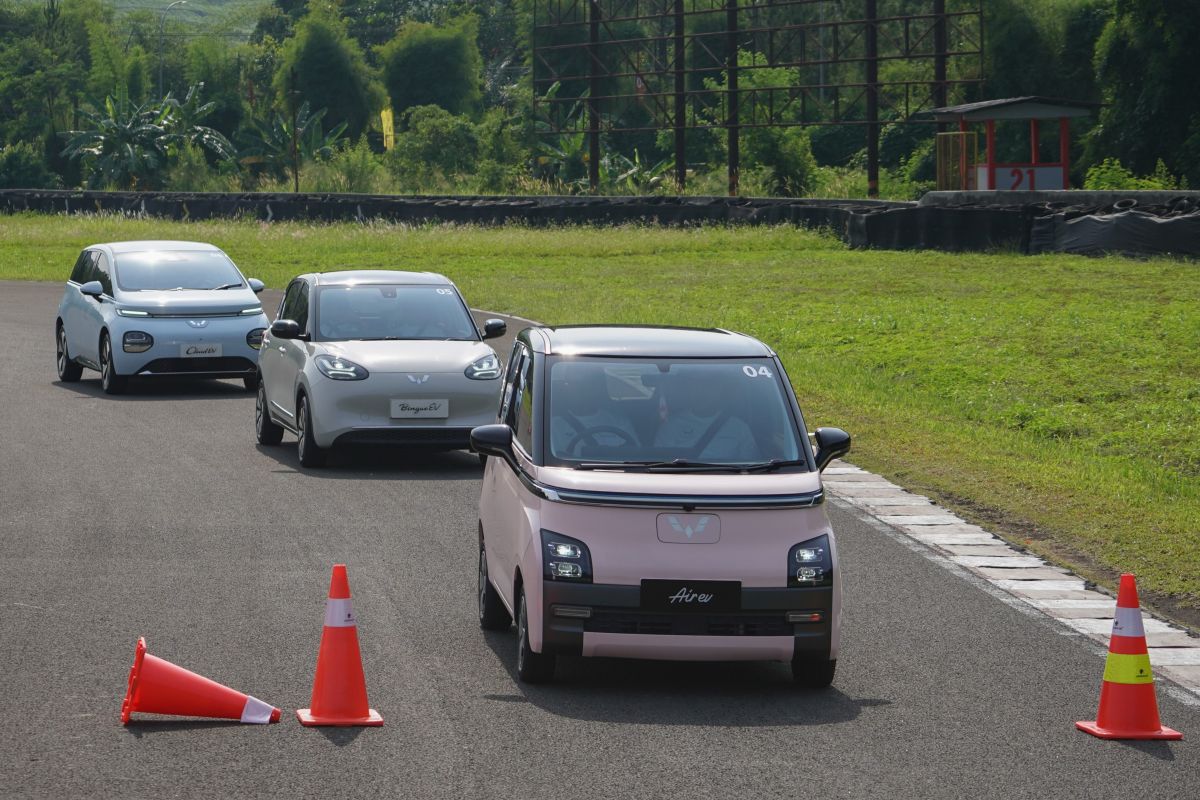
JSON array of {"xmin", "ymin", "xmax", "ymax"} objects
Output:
[{"xmin": 3, "ymin": 213, "xmax": 1198, "ymax": 622}]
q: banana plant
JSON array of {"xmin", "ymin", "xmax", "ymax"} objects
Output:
[{"xmin": 238, "ymin": 102, "xmax": 348, "ymax": 181}]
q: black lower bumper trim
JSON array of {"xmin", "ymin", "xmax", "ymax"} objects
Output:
[{"xmin": 332, "ymin": 427, "xmax": 474, "ymax": 448}]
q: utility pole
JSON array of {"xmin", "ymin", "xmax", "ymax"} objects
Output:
[
  {"xmin": 289, "ymin": 68, "xmax": 300, "ymax": 194},
  {"xmin": 158, "ymin": 1, "xmax": 187, "ymax": 100}
]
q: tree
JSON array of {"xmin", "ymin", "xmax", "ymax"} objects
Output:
[
  {"xmin": 238, "ymin": 101, "xmax": 347, "ymax": 188},
  {"xmin": 273, "ymin": 6, "xmax": 384, "ymax": 141},
  {"xmin": 1090, "ymin": 0, "xmax": 1200, "ymax": 184},
  {"xmin": 378, "ymin": 17, "xmax": 481, "ymax": 119},
  {"xmin": 186, "ymin": 39, "xmax": 246, "ymax": 141}
]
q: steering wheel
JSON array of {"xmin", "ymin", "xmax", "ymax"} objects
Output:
[{"xmin": 563, "ymin": 425, "xmax": 638, "ymax": 455}]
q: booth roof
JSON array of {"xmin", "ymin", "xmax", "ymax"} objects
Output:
[{"xmin": 928, "ymin": 97, "xmax": 1099, "ymax": 122}]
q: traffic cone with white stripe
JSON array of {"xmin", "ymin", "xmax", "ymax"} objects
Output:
[
  {"xmin": 297, "ymin": 564, "xmax": 383, "ymax": 726},
  {"xmin": 1076, "ymin": 574, "xmax": 1182, "ymax": 740},
  {"xmin": 120, "ymin": 637, "xmax": 280, "ymax": 725}
]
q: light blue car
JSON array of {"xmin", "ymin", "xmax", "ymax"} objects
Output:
[{"xmin": 55, "ymin": 241, "xmax": 270, "ymax": 394}]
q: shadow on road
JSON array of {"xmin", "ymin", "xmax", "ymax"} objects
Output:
[
  {"xmin": 1117, "ymin": 739, "xmax": 1177, "ymax": 762},
  {"xmin": 481, "ymin": 630, "xmax": 891, "ymax": 727},
  {"xmin": 123, "ymin": 719, "xmax": 259, "ymax": 737},
  {"xmin": 316, "ymin": 726, "xmax": 366, "ymax": 747},
  {"xmin": 255, "ymin": 442, "xmax": 483, "ymax": 481},
  {"xmin": 54, "ymin": 377, "xmax": 252, "ymax": 402}
]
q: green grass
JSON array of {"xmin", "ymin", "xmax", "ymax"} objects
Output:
[{"xmin": 4, "ymin": 213, "xmax": 1198, "ymax": 620}]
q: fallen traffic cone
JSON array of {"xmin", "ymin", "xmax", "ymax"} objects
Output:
[
  {"xmin": 121, "ymin": 637, "xmax": 280, "ymax": 725},
  {"xmin": 1076, "ymin": 574, "xmax": 1182, "ymax": 740},
  {"xmin": 297, "ymin": 564, "xmax": 383, "ymax": 726}
]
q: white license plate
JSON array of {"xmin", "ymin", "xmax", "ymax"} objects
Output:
[
  {"xmin": 390, "ymin": 399, "xmax": 449, "ymax": 419},
  {"xmin": 180, "ymin": 343, "xmax": 222, "ymax": 358}
]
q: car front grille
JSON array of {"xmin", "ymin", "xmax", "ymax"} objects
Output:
[
  {"xmin": 585, "ymin": 610, "xmax": 793, "ymax": 637},
  {"xmin": 137, "ymin": 357, "xmax": 256, "ymax": 375}
]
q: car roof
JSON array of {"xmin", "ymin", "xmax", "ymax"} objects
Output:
[
  {"xmin": 528, "ymin": 325, "xmax": 775, "ymax": 358},
  {"xmin": 94, "ymin": 241, "xmax": 225, "ymax": 254},
  {"xmin": 311, "ymin": 270, "xmax": 452, "ymax": 286}
]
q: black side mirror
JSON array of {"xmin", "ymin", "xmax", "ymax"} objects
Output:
[
  {"xmin": 813, "ymin": 427, "xmax": 851, "ymax": 472},
  {"xmin": 471, "ymin": 424, "xmax": 516, "ymax": 467},
  {"xmin": 482, "ymin": 319, "xmax": 507, "ymax": 340},
  {"xmin": 247, "ymin": 278, "xmax": 265, "ymax": 294},
  {"xmin": 270, "ymin": 319, "xmax": 302, "ymax": 340},
  {"xmin": 79, "ymin": 280, "xmax": 104, "ymax": 299}
]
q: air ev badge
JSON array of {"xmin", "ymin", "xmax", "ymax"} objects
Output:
[{"xmin": 657, "ymin": 513, "xmax": 721, "ymax": 544}]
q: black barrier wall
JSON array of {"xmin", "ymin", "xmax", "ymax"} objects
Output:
[{"xmin": 2, "ymin": 189, "xmax": 1197, "ymax": 257}]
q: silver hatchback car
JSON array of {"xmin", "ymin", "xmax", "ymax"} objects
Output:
[{"xmin": 255, "ymin": 270, "xmax": 507, "ymax": 467}]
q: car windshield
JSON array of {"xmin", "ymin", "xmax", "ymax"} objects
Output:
[
  {"xmin": 115, "ymin": 251, "xmax": 244, "ymax": 291},
  {"xmin": 545, "ymin": 357, "xmax": 806, "ymax": 469},
  {"xmin": 314, "ymin": 285, "xmax": 478, "ymax": 341}
]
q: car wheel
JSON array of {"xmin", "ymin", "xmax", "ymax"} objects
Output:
[
  {"xmin": 792, "ymin": 657, "xmax": 836, "ymax": 689},
  {"xmin": 243, "ymin": 373, "xmax": 260, "ymax": 392},
  {"xmin": 296, "ymin": 393, "xmax": 327, "ymax": 468},
  {"xmin": 99, "ymin": 332, "xmax": 126, "ymax": 395},
  {"xmin": 255, "ymin": 379, "xmax": 284, "ymax": 446},
  {"xmin": 56, "ymin": 324, "xmax": 82, "ymax": 382},
  {"xmin": 516, "ymin": 586, "xmax": 555, "ymax": 684},
  {"xmin": 478, "ymin": 543, "xmax": 512, "ymax": 631}
]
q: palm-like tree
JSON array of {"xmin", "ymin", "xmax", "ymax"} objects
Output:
[
  {"xmin": 238, "ymin": 102, "xmax": 348, "ymax": 182},
  {"xmin": 61, "ymin": 85, "xmax": 235, "ymax": 190}
]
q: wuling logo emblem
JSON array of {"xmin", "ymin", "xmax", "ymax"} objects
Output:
[
  {"xmin": 186, "ymin": 319, "xmax": 208, "ymax": 328},
  {"xmin": 407, "ymin": 374, "xmax": 430, "ymax": 384},
  {"xmin": 667, "ymin": 515, "xmax": 711, "ymax": 540}
]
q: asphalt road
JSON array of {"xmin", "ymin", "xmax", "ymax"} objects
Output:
[{"xmin": 2, "ymin": 280, "xmax": 1198, "ymax": 799}]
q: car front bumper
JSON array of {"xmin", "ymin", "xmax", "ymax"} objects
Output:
[
  {"xmin": 540, "ymin": 582, "xmax": 833, "ymax": 662},
  {"xmin": 110, "ymin": 315, "xmax": 267, "ymax": 378},
  {"xmin": 307, "ymin": 371, "xmax": 501, "ymax": 449}
]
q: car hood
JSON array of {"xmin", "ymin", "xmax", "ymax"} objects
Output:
[
  {"xmin": 318, "ymin": 339, "xmax": 496, "ymax": 373},
  {"xmin": 117, "ymin": 288, "xmax": 263, "ymax": 317}
]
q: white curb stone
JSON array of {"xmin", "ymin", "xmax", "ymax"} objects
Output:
[{"xmin": 823, "ymin": 457, "xmax": 1200, "ymax": 698}]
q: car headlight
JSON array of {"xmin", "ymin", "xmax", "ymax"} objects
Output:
[
  {"xmin": 541, "ymin": 530, "xmax": 593, "ymax": 583},
  {"xmin": 465, "ymin": 352, "xmax": 501, "ymax": 380},
  {"xmin": 788, "ymin": 534, "xmax": 833, "ymax": 587},
  {"xmin": 314, "ymin": 354, "xmax": 369, "ymax": 381},
  {"xmin": 122, "ymin": 331, "xmax": 153, "ymax": 353},
  {"xmin": 246, "ymin": 328, "xmax": 266, "ymax": 350},
  {"xmin": 240, "ymin": 307, "xmax": 263, "ymax": 316},
  {"xmin": 117, "ymin": 309, "xmax": 150, "ymax": 318}
]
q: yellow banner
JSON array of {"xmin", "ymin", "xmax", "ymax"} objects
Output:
[
  {"xmin": 381, "ymin": 108, "xmax": 395, "ymax": 151},
  {"xmin": 1102, "ymin": 652, "xmax": 1154, "ymax": 685}
]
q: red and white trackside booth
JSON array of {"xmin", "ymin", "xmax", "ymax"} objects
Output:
[{"xmin": 931, "ymin": 97, "xmax": 1097, "ymax": 191}]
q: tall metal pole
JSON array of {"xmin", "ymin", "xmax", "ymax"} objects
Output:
[
  {"xmin": 158, "ymin": 0, "xmax": 187, "ymax": 100},
  {"xmin": 674, "ymin": 0, "xmax": 686, "ymax": 189},
  {"xmin": 726, "ymin": 0, "xmax": 739, "ymax": 196},
  {"xmin": 289, "ymin": 68, "xmax": 300, "ymax": 194},
  {"xmin": 587, "ymin": 0, "xmax": 601, "ymax": 193},
  {"xmin": 933, "ymin": 0, "xmax": 947, "ymax": 132},
  {"xmin": 865, "ymin": 0, "xmax": 879, "ymax": 198}
]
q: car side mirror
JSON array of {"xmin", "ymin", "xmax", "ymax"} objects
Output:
[
  {"xmin": 247, "ymin": 278, "xmax": 265, "ymax": 294},
  {"xmin": 79, "ymin": 280, "xmax": 104, "ymax": 299},
  {"xmin": 482, "ymin": 319, "xmax": 507, "ymax": 340},
  {"xmin": 270, "ymin": 319, "xmax": 302, "ymax": 340},
  {"xmin": 813, "ymin": 427, "xmax": 851, "ymax": 472},
  {"xmin": 471, "ymin": 424, "xmax": 516, "ymax": 468}
]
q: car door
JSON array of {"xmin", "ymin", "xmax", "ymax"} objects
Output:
[
  {"xmin": 486, "ymin": 346, "xmax": 535, "ymax": 606},
  {"xmin": 62, "ymin": 250, "xmax": 94, "ymax": 362},
  {"xmin": 76, "ymin": 251, "xmax": 113, "ymax": 365},
  {"xmin": 264, "ymin": 280, "xmax": 306, "ymax": 425}
]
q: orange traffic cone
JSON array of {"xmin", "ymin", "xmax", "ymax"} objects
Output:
[
  {"xmin": 121, "ymin": 637, "xmax": 281, "ymax": 725},
  {"xmin": 1076, "ymin": 574, "xmax": 1182, "ymax": 740},
  {"xmin": 297, "ymin": 564, "xmax": 383, "ymax": 726}
]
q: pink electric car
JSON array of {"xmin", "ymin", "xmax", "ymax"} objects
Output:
[{"xmin": 471, "ymin": 325, "xmax": 851, "ymax": 686}]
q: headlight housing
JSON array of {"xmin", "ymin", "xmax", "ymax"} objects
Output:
[
  {"xmin": 788, "ymin": 534, "xmax": 833, "ymax": 588},
  {"xmin": 122, "ymin": 331, "xmax": 153, "ymax": 353},
  {"xmin": 117, "ymin": 309, "xmax": 150, "ymax": 318},
  {"xmin": 314, "ymin": 354, "xmax": 369, "ymax": 381},
  {"xmin": 541, "ymin": 530, "xmax": 593, "ymax": 583},
  {"xmin": 465, "ymin": 352, "xmax": 502, "ymax": 380},
  {"xmin": 246, "ymin": 328, "xmax": 266, "ymax": 350},
  {"xmin": 240, "ymin": 307, "xmax": 263, "ymax": 316}
]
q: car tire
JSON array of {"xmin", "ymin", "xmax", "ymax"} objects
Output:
[
  {"xmin": 243, "ymin": 373, "xmax": 260, "ymax": 392},
  {"xmin": 56, "ymin": 324, "xmax": 82, "ymax": 382},
  {"xmin": 255, "ymin": 379, "xmax": 284, "ymax": 446},
  {"xmin": 295, "ymin": 393, "xmax": 327, "ymax": 468},
  {"xmin": 792, "ymin": 657, "xmax": 836, "ymax": 688},
  {"xmin": 516, "ymin": 586, "xmax": 555, "ymax": 684},
  {"xmin": 478, "ymin": 543, "xmax": 512, "ymax": 631},
  {"xmin": 99, "ymin": 332, "xmax": 126, "ymax": 395}
]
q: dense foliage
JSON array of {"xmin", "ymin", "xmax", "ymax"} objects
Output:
[{"xmin": 0, "ymin": 0, "xmax": 1191, "ymax": 194}]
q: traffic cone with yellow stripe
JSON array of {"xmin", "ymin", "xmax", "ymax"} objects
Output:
[
  {"xmin": 297, "ymin": 564, "xmax": 383, "ymax": 726},
  {"xmin": 1076, "ymin": 574, "xmax": 1182, "ymax": 740}
]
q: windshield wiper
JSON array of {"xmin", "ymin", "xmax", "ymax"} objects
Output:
[
  {"xmin": 573, "ymin": 461, "xmax": 651, "ymax": 471},
  {"xmin": 358, "ymin": 336, "xmax": 405, "ymax": 341},
  {"xmin": 212, "ymin": 282, "xmax": 243, "ymax": 290},
  {"xmin": 736, "ymin": 458, "xmax": 808, "ymax": 473}
]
